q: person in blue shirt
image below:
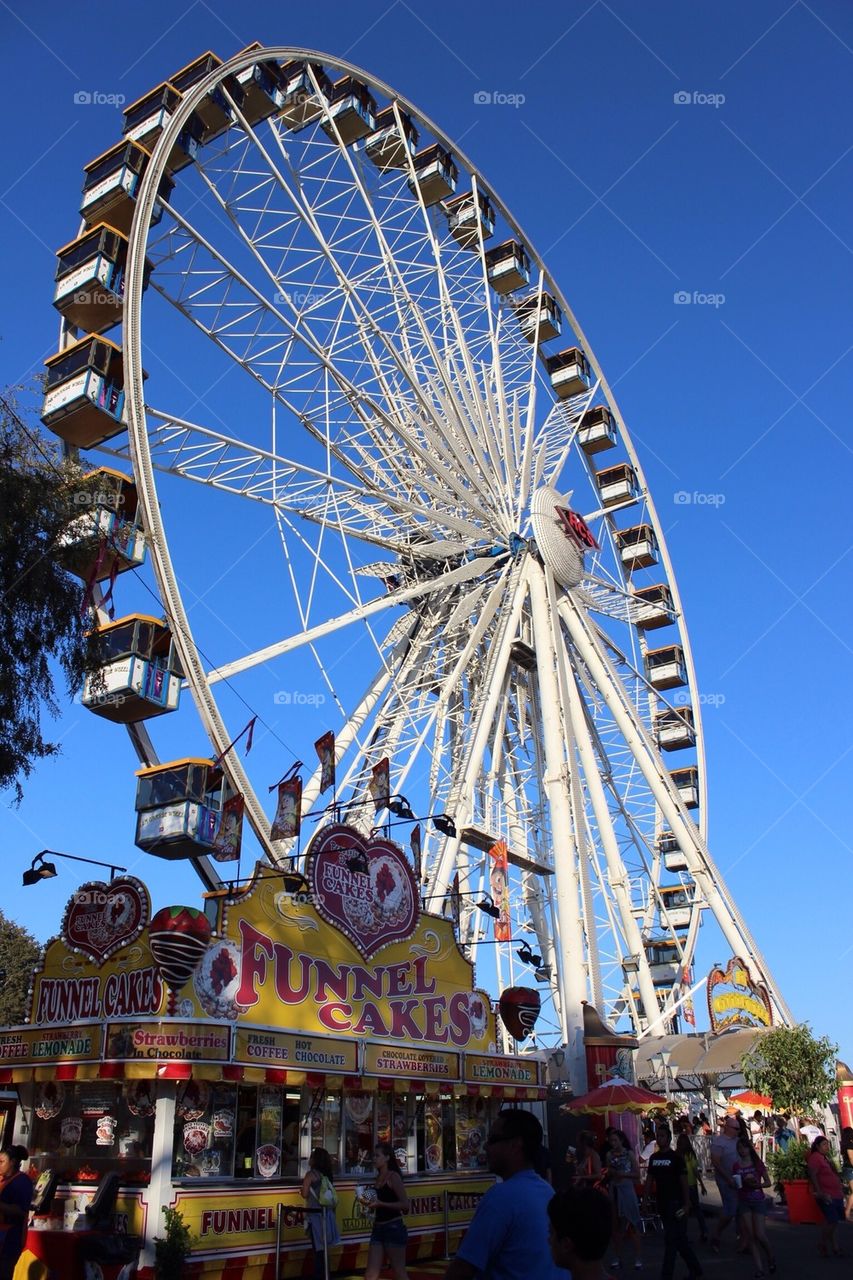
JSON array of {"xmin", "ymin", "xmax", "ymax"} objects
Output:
[
  {"xmin": 0, "ymin": 1145, "xmax": 34, "ymax": 1280},
  {"xmin": 444, "ymin": 1109, "xmax": 570, "ymax": 1280}
]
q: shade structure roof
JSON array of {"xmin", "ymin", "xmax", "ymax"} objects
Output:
[
  {"xmin": 561, "ymin": 1075, "xmax": 664, "ymax": 1114},
  {"xmin": 635, "ymin": 1028, "xmax": 770, "ymax": 1090}
]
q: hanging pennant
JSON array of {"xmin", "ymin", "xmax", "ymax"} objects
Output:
[
  {"xmin": 368, "ymin": 758, "xmax": 390, "ymax": 811},
  {"xmin": 682, "ymin": 967, "xmax": 696, "ymax": 1027},
  {"xmin": 212, "ymin": 794, "xmax": 244, "ymax": 861},
  {"xmin": 410, "ymin": 823, "xmax": 422, "ymax": 887},
  {"xmin": 450, "ymin": 873, "xmax": 461, "ymax": 931},
  {"xmin": 271, "ymin": 774, "xmax": 303, "ymax": 840},
  {"xmin": 488, "ymin": 840, "xmax": 511, "ymax": 942},
  {"xmin": 214, "ymin": 717, "xmax": 258, "ymax": 768},
  {"xmin": 315, "ymin": 731, "xmax": 336, "ymax": 793}
]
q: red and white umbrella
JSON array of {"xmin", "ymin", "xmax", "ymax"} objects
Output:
[
  {"xmin": 729, "ymin": 1090, "xmax": 773, "ymax": 1111},
  {"xmin": 561, "ymin": 1075, "xmax": 665, "ymax": 1115}
]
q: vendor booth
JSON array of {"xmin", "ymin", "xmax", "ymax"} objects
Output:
[{"xmin": 2, "ymin": 826, "xmax": 545, "ymax": 1279}]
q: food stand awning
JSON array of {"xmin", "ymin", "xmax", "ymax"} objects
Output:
[{"xmin": 636, "ymin": 1029, "xmax": 770, "ymax": 1088}]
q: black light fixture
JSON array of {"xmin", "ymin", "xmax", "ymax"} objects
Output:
[
  {"xmin": 534, "ymin": 965, "xmax": 552, "ymax": 983},
  {"xmin": 432, "ymin": 814, "xmax": 457, "ymax": 838},
  {"xmin": 388, "ymin": 795, "xmax": 415, "ymax": 821},
  {"xmin": 516, "ymin": 942, "xmax": 542, "ymax": 967},
  {"xmin": 477, "ymin": 895, "xmax": 501, "ymax": 919},
  {"xmin": 22, "ymin": 849, "xmax": 126, "ymax": 888},
  {"xmin": 22, "ymin": 854, "xmax": 58, "ymax": 886}
]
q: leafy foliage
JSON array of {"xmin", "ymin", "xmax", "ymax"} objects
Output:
[
  {"xmin": 767, "ymin": 1139, "xmax": 810, "ymax": 1183},
  {"xmin": 155, "ymin": 1205, "xmax": 195, "ymax": 1279},
  {"xmin": 0, "ymin": 391, "xmax": 103, "ymax": 801},
  {"xmin": 742, "ymin": 1023, "xmax": 838, "ymax": 1116},
  {"xmin": 0, "ymin": 911, "xmax": 40, "ymax": 1024}
]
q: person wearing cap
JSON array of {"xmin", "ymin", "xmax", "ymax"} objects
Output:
[{"xmin": 709, "ymin": 1114, "xmax": 741, "ymax": 1253}]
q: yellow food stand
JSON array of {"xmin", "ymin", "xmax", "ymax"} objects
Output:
[{"xmin": 4, "ymin": 823, "xmax": 545, "ymax": 1278}]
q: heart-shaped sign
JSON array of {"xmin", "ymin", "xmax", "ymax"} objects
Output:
[
  {"xmin": 308, "ymin": 823, "xmax": 419, "ymax": 959},
  {"xmin": 499, "ymin": 986, "xmax": 541, "ymax": 1041},
  {"xmin": 61, "ymin": 876, "xmax": 150, "ymax": 964}
]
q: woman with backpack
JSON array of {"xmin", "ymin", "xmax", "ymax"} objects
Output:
[{"xmin": 302, "ymin": 1147, "xmax": 340, "ymax": 1280}]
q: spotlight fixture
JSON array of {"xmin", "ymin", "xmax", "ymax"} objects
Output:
[
  {"xmin": 516, "ymin": 943, "xmax": 542, "ymax": 967},
  {"xmin": 347, "ymin": 853, "xmax": 369, "ymax": 875},
  {"xmin": 432, "ymin": 814, "xmax": 457, "ymax": 838},
  {"xmin": 22, "ymin": 854, "xmax": 58, "ymax": 886},
  {"xmin": 388, "ymin": 795, "xmax": 415, "ymax": 820},
  {"xmin": 534, "ymin": 965, "xmax": 552, "ymax": 983},
  {"xmin": 477, "ymin": 895, "xmax": 501, "ymax": 919}
]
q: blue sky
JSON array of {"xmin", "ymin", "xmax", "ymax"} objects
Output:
[{"xmin": 1, "ymin": 1, "xmax": 852, "ymax": 1060}]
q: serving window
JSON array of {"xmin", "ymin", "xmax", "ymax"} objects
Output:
[
  {"xmin": 27, "ymin": 1080, "xmax": 155, "ymax": 1184},
  {"xmin": 172, "ymin": 1080, "xmax": 300, "ymax": 1181}
]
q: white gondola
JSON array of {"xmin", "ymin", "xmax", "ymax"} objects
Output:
[
  {"xmin": 445, "ymin": 189, "xmax": 495, "ymax": 248},
  {"xmin": 58, "ymin": 467, "xmax": 145, "ymax": 582},
  {"xmin": 42, "ymin": 336, "xmax": 126, "ymax": 449},
  {"xmin": 484, "ymin": 240, "xmax": 530, "ymax": 294},
  {"xmin": 516, "ymin": 292, "xmax": 562, "ymax": 344},
  {"xmin": 135, "ymin": 759, "xmax": 239, "ymax": 860},
  {"xmin": 365, "ymin": 104, "xmax": 418, "ymax": 169},
  {"xmin": 644, "ymin": 643, "xmax": 687, "ymax": 690},
  {"xmin": 83, "ymin": 615, "xmax": 182, "ymax": 723},
  {"xmin": 323, "ymin": 76, "xmax": 376, "ymax": 145},
  {"xmin": 80, "ymin": 141, "xmax": 174, "ymax": 236},
  {"xmin": 546, "ymin": 347, "xmax": 591, "ymax": 399},
  {"xmin": 615, "ymin": 523, "xmax": 659, "ymax": 571},
  {"xmin": 53, "ymin": 224, "xmax": 151, "ymax": 334},
  {"xmin": 231, "ymin": 43, "xmax": 285, "ymax": 124},
  {"xmin": 169, "ymin": 52, "xmax": 233, "ymax": 142},
  {"xmin": 645, "ymin": 939, "xmax": 682, "ymax": 986},
  {"xmin": 655, "ymin": 706, "xmax": 696, "ymax": 751},
  {"xmin": 122, "ymin": 83, "xmax": 203, "ymax": 174},
  {"xmin": 408, "ymin": 143, "xmax": 457, "ymax": 205},
  {"xmin": 631, "ymin": 583, "xmax": 675, "ymax": 631},
  {"xmin": 669, "ymin": 766, "xmax": 700, "ymax": 809},
  {"xmin": 595, "ymin": 462, "xmax": 639, "ymax": 508},
  {"xmin": 279, "ymin": 60, "xmax": 332, "ymax": 130},
  {"xmin": 577, "ymin": 404, "xmax": 616, "ymax": 452},
  {"xmin": 658, "ymin": 884, "xmax": 695, "ymax": 932}
]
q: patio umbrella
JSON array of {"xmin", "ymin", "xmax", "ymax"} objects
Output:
[
  {"xmin": 561, "ymin": 1075, "xmax": 664, "ymax": 1114},
  {"xmin": 729, "ymin": 1090, "xmax": 773, "ymax": 1110}
]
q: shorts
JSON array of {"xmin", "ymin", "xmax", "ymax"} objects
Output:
[
  {"xmin": 819, "ymin": 1197, "xmax": 845, "ymax": 1224},
  {"xmin": 370, "ymin": 1217, "xmax": 408, "ymax": 1248},
  {"xmin": 716, "ymin": 1178, "xmax": 739, "ymax": 1218},
  {"xmin": 737, "ymin": 1197, "xmax": 771, "ymax": 1216}
]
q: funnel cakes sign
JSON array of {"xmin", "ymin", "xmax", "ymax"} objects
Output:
[{"xmin": 308, "ymin": 823, "xmax": 419, "ymax": 959}]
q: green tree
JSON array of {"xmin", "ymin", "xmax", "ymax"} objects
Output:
[
  {"xmin": 0, "ymin": 390, "xmax": 102, "ymax": 801},
  {"xmin": 0, "ymin": 910, "xmax": 40, "ymax": 1025},
  {"xmin": 741, "ymin": 1022, "xmax": 839, "ymax": 1115}
]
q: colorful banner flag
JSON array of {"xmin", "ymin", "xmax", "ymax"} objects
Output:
[
  {"xmin": 410, "ymin": 823, "xmax": 422, "ymax": 887},
  {"xmin": 488, "ymin": 840, "xmax": 511, "ymax": 941},
  {"xmin": 270, "ymin": 775, "xmax": 302, "ymax": 841},
  {"xmin": 368, "ymin": 758, "xmax": 390, "ymax": 811},
  {"xmin": 212, "ymin": 794, "xmax": 244, "ymax": 862},
  {"xmin": 314, "ymin": 731, "xmax": 335, "ymax": 793},
  {"xmin": 682, "ymin": 967, "xmax": 696, "ymax": 1026}
]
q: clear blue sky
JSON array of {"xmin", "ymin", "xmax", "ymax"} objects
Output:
[{"xmin": 1, "ymin": 1, "xmax": 851, "ymax": 1060}]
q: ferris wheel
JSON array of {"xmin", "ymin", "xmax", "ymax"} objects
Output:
[{"xmin": 43, "ymin": 45, "xmax": 791, "ymax": 1064}]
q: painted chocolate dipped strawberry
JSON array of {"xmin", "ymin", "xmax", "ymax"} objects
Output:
[
  {"xmin": 498, "ymin": 986, "xmax": 541, "ymax": 1041},
  {"xmin": 149, "ymin": 905, "xmax": 212, "ymax": 1012}
]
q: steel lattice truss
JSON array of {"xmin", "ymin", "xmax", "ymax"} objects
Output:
[{"xmin": 73, "ymin": 46, "xmax": 790, "ymax": 1060}]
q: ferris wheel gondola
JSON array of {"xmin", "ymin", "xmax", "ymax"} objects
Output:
[{"xmin": 42, "ymin": 44, "xmax": 791, "ymax": 1077}]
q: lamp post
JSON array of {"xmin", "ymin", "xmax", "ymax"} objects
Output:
[{"xmin": 654, "ymin": 1047, "xmax": 674, "ymax": 1109}]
